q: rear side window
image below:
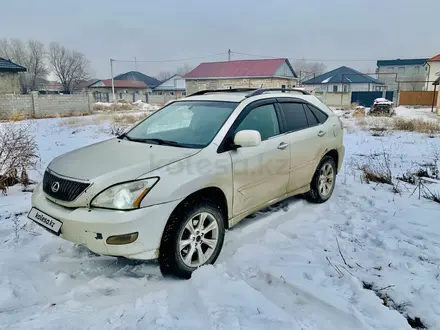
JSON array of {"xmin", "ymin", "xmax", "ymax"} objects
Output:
[
  {"xmin": 278, "ymin": 103, "xmax": 308, "ymax": 132},
  {"xmin": 303, "ymin": 105, "xmax": 319, "ymax": 126},
  {"xmin": 306, "ymin": 104, "xmax": 328, "ymax": 124}
]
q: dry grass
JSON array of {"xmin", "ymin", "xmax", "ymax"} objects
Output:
[
  {"xmin": 392, "ymin": 118, "xmax": 440, "ymax": 133},
  {"xmin": 93, "ymin": 103, "xmax": 137, "ymax": 111},
  {"xmin": 9, "ymin": 111, "xmax": 27, "ymax": 121},
  {"xmin": 112, "ymin": 113, "xmax": 147, "ymax": 125}
]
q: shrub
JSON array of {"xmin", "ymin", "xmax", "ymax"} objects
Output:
[
  {"xmin": 393, "ymin": 118, "xmax": 440, "ymax": 133},
  {"xmin": 0, "ymin": 123, "xmax": 38, "ymax": 194}
]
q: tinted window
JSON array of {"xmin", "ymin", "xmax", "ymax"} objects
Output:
[
  {"xmin": 279, "ymin": 103, "xmax": 309, "ymax": 132},
  {"xmin": 303, "ymin": 104, "xmax": 319, "ymax": 126},
  {"xmin": 306, "ymin": 104, "xmax": 328, "ymax": 124},
  {"xmin": 235, "ymin": 104, "xmax": 280, "ymax": 140}
]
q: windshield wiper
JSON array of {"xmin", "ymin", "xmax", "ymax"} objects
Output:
[{"xmin": 141, "ymin": 138, "xmax": 182, "ymax": 146}]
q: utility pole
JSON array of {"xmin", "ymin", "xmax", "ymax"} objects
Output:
[
  {"xmin": 110, "ymin": 59, "xmax": 115, "ymax": 102},
  {"xmin": 228, "ymin": 49, "xmax": 231, "ymax": 62},
  {"xmin": 134, "ymin": 57, "xmax": 137, "ymax": 71}
]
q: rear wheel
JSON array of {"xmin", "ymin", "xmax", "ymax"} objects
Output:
[
  {"xmin": 159, "ymin": 201, "xmax": 225, "ymax": 279},
  {"xmin": 305, "ymin": 156, "xmax": 336, "ymax": 203}
]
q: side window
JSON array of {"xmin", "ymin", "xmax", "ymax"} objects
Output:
[
  {"xmin": 235, "ymin": 104, "xmax": 280, "ymax": 140},
  {"xmin": 303, "ymin": 105, "xmax": 319, "ymax": 126},
  {"xmin": 278, "ymin": 102, "xmax": 309, "ymax": 132},
  {"xmin": 306, "ymin": 104, "xmax": 328, "ymax": 124}
]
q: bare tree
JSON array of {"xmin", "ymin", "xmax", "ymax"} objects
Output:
[
  {"xmin": 48, "ymin": 42, "xmax": 91, "ymax": 91},
  {"xmin": 156, "ymin": 71, "xmax": 174, "ymax": 81},
  {"xmin": 0, "ymin": 38, "xmax": 48, "ymax": 92},
  {"xmin": 156, "ymin": 64, "xmax": 193, "ymax": 81},
  {"xmin": 294, "ymin": 59, "xmax": 327, "ymax": 82}
]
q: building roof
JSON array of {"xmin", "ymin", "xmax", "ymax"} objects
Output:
[
  {"xmin": 0, "ymin": 57, "xmax": 27, "ymax": 73},
  {"xmin": 428, "ymin": 54, "xmax": 440, "ymax": 62},
  {"xmin": 302, "ymin": 66, "xmax": 385, "ymax": 85},
  {"xmin": 153, "ymin": 74, "xmax": 186, "ymax": 91},
  {"xmin": 376, "ymin": 58, "xmax": 428, "ymax": 67},
  {"xmin": 113, "ymin": 71, "xmax": 161, "ymax": 88},
  {"xmin": 183, "ymin": 58, "xmax": 297, "ymax": 79},
  {"xmin": 88, "ymin": 79, "xmax": 148, "ymax": 88}
]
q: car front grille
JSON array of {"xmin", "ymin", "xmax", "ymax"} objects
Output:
[{"xmin": 42, "ymin": 170, "xmax": 90, "ymax": 202}]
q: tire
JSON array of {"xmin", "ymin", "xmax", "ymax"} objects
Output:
[
  {"xmin": 159, "ymin": 201, "xmax": 225, "ymax": 279},
  {"xmin": 305, "ymin": 155, "xmax": 337, "ymax": 203}
]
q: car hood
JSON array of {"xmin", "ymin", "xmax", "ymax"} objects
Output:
[{"xmin": 48, "ymin": 138, "xmax": 200, "ymax": 181}]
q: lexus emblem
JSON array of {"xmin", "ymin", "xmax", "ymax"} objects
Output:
[{"xmin": 51, "ymin": 182, "xmax": 60, "ymax": 193}]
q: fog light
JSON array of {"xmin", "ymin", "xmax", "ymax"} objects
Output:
[{"xmin": 106, "ymin": 232, "xmax": 138, "ymax": 245}]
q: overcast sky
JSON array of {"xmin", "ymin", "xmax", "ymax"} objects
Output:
[{"xmin": 1, "ymin": 0, "xmax": 439, "ymax": 79}]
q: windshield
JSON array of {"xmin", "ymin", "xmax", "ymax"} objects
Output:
[{"xmin": 123, "ymin": 100, "xmax": 238, "ymax": 148}]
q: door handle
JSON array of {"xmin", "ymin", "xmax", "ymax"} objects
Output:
[
  {"xmin": 277, "ymin": 142, "xmax": 289, "ymax": 150},
  {"xmin": 318, "ymin": 130, "xmax": 326, "ymax": 137}
]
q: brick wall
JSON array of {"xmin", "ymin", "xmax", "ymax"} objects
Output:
[
  {"xmin": 0, "ymin": 92, "xmax": 94, "ymax": 119},
  {"xmin": 0, "ymin": 94, "xmax": 33, "ymax": 119},
  {"xmin": 0, "ymin": 72, "xmax": 21, "ymax": 94},
  {"xmin": 186, "ymin": 77, "xmax": 298, "ymax": 94}
]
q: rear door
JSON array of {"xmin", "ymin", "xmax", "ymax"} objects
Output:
[{"xmin": 276, "ymin": 99, "xmax": 329, "ymax": 193}]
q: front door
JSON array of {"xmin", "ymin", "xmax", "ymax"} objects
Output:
[{"xmin": 229, "ymin": 102, "xmax": 290, "ymax": 216}]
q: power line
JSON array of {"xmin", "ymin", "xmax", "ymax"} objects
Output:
[
  {"xmin": 231, "ymin": 51, "xmax": 429, "ymax": 63},
  {"xmin": 111, "ymin": 52, "xmax": 227, "ymax": 63}
]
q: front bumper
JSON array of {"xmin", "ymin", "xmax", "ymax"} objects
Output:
[{"xmin": 30, "ymin": 183, "xmax": 181, "ymax": 260}]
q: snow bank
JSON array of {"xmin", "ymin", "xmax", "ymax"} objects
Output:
[{"xmin": 0, "ymin": 116, "xmax": 440, "ymax": 329}]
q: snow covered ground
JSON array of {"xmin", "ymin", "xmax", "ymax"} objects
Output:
[{"xmin": 1, "ymin": 108, "xmax": 440, "ymax": 329}]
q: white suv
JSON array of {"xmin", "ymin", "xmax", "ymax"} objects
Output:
[{"xmin": 28, "ymin": 88, "xmax": 345, "ymax": 279}]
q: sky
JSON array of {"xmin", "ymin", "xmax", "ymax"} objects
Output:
[{"xmin": 1, "ymin": 0, "xmax": 439, "ymax": 79}]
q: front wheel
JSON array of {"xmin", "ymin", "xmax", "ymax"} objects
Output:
[
  {"xmin": 305, "ymin": 156, "xmax": 337, "ymax": 203},
  {"xmin": 159, "ymin": 202, "xmax": 225, "ymax": 279}
]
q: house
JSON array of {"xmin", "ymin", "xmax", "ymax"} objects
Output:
[
  {"xmin": 88, "ymin": 79, "xmax": 148, "ymax": 102},
  {"xmin": 425, "ymin": 54, "xmax": 440, "ymax": 91},
  {"xmin": 302, "ymin": 66, "xmax": 385, "ymax": 92},
  {"xmin": 152, "ymin": 75, "xmax": 186, "ymax": 97},
  {"xmin": 0, "ymin": 57, "xmax": 26, "ymax": 94},
  {"xmin": 183, "ymin": 58, "xmax": 298, "ymax": 94},
  {"xmin": 376, "ymin": 58, "xmax": 428, "ymax": 91},
  {"xmin": 35, "ymin": 78, "xmax": 64, "ymax": 94},
  {"xmin": 113, "ymin": 71, "xmax": 161, "ymax": 94}
]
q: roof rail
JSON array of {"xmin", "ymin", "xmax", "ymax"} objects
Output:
[
  {"xmin": 188, "ymin": 88, "xmax": 257, "ymax": 97},
  {"xmin": 246, "ymin": 88, "xmax": 311, "ymax": 97}
]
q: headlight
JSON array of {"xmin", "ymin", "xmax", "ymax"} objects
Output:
[{"xmin": 90, "ymin": 178, "xmax": 159, "ymax": 210}]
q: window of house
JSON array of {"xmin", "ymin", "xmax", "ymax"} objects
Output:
[
  {"xmin": 235, "ymin": 104, "xmax": 280, "ymax": 140},
  {"xmin": 170, "ymin": 91, "xmax": 174, "ymax": 95},
  {"xmin": 281, "ymin": 84, "xmax": 286, "ymax": 89},
  {"xmin": 343, "ymin": 85, "xmax": 348, "ymax": 93},
  {"xmin": 333, "ymin": 85, "xmax": 338, "ymax": 93},
  {"xmin": 414, "ymin": 66, "xmax": 420, "ymax": 74},
  {"xmin": 398, "ymin": 67, "xmax": 405, "ymax": 74},
  {"xmin": 387, "ymin": 67, "xmax": 394, "ymax": 73},
  {"xmin": 182, "ymin": 91, "xmax": 186, "ymax": 96},
  {"xmin": 278, "ymin": 102, "xmax": 309, "ymax": 132}
]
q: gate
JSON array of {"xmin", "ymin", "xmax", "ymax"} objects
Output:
[
  {"xmin": 351, "ymin": 91, "xmax": 394, "ymax": 107},
  {"xmin": 399, "ymin": 91, "xmax": 438, "ymax": 106}
]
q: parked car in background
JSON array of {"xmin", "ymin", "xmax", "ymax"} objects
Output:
[{"xmin": 28, "ymin": 88, "xmax": 345, "ymax": 279}]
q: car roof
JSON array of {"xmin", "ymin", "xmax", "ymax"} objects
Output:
[{"xmin": 181, "ymin": 90, "xmax": 316, "ymax": 103}]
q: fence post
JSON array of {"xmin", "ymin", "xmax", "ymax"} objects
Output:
[{"xmin": 30, "ymin": 91, "xmax": 39, "ymax": 118}]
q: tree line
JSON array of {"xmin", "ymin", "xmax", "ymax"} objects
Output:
[{"xmin": 0, "ymin": 38, "xmax": 91, "ymax": 93}]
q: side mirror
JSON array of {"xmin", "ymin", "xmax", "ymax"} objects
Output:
[{"xmin": 233, "ymin": 130, "xmax": 261, "ymax": 148}]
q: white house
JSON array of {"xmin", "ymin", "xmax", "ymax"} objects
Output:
[
  {"xmin": 376, "ymin": 58, "xmax": 428, "ymax": 91},
  {"xmin": 425, "ymin": 54, "xmax": 440, "ymax": 91},
  {"xmin": 152, "ymin": 75, "xmax": 186, "ymax": 97}
]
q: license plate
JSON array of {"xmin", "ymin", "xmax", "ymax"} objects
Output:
[{"xmin": 28, "ymin": 207, "xmax": 62, "ymax": 235}]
